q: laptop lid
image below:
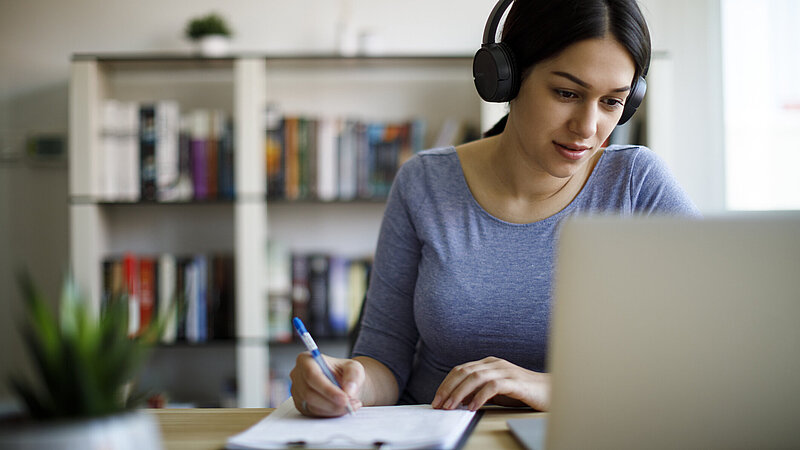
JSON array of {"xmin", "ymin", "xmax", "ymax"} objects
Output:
[{"xmin": 546, "ymin": 213, "xmax": 800, "ymax": 450}]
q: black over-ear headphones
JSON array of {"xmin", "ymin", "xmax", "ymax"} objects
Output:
[{"xmin": 472, "ymin": 0, "xmax": 647, "ymax": 125}]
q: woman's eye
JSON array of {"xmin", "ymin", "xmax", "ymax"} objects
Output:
[
  {"xmin": 603, "ymin": 98, "xmax": 624, "ymax": 108},
  {"xmin": 556, "ymin": 89, "xmax": 577, "ymax": 99}
]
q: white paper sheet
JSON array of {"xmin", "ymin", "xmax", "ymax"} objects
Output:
[{"xmin": 226, "ymin": 397, "xmax": 477, "ymax": 449}]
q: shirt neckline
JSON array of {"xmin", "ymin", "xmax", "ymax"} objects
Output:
[{"xmin": 447, "ymin": 146, "xmax": 608, "ymax": 227}]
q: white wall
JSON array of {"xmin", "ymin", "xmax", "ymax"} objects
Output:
[
  {"xmin": 640, "ymin": 0, "xmax": 726, "ymax": 214},
  {"xmin": 0, "ymin": 0, "xmax": 725, "ymax": 402}
]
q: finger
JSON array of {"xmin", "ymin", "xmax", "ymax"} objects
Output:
[
  {"xmin": 442, "ymin": 362, "xmax": 517, "ymax": 410},
  {"xmin": 333, "ymin": 357, "xmax": 365, "ymax": 398},
  {"xmin": 467, "ymin": 379, "xmax": 512, "ymax": 411},
  {"xmin": 434, "ymin": 360, "xmax": 500, "ymax": 409},
  {"xmin": 433, "ymin": 364, "xmax": 474, "ymax": 408},
  {"xmin": 440, "ymin": 368, "xmax": 499, "ymax": 410},
  {"xmin": 293, "ymin": 353, "xmax": 351, "ymax": 411},
  {"xmin": 303, "ymin": 387, "xmax": 348, "ymax": 417},
  {"xmin": 432, "ymin": 358, "xmax": 508, "ymax": 408}
]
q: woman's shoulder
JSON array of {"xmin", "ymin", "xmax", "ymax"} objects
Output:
[
  {"xmin": 396, "ymin": 146, "xmax": 460, "ymax": 181},
  {"xmin": 602, "ymin": 144, "xmax": 664, "ymax": 162},
  {"xmin": 598, "ymin": 145, "xmax": 668, "ymax": 175},
  {"xmin": 391, "ymin": 146, "xmax": 461, "ymax": 199}
]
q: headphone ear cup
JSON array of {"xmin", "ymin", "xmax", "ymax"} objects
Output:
[
  {"xmin": 618, "ymin": 76, "xmax": 647, "ymax": 125},
  {"xmin": 473, "ymin": 42, "xmax": 519, "ymax": 103}
]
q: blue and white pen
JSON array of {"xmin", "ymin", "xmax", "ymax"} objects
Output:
[{"xmin": 292, "ymin": 317, "xmax": 356, "ymax": 416}]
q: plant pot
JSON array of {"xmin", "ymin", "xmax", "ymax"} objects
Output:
[
  {"xmin": 196, "ymin": 35, "xmax": 230, "ymax": 57},
  {"xmin": 0, "ymin": 410, "xmax": 163, "ymax": 450}
]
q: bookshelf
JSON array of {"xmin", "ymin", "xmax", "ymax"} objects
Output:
[{"xmin": 68, "ymin": 53, "xmax": 485, "ymax": 408}]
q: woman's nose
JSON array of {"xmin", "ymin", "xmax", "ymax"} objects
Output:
[{"xmin": 568, "ymin": 104, "xmax": 598, "ymax": 139}]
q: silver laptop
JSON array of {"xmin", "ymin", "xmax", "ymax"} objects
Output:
[{"xmin": 510, "ymin": 213, "xmax": 800, "ymax": 450}]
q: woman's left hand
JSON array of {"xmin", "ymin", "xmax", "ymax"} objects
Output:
[{"xmin": 431, "ymin": 356, "xmax": 550, "ymax": 411}]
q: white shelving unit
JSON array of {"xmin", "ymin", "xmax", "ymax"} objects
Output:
[{"xmin": 68, "ymin": 53, "xmax": 486, "ymax": 408}]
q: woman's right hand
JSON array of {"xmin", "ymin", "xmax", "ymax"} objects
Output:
[{"xmin": 289, "ymin": 353, "xmax": 365, "ymax": 417}]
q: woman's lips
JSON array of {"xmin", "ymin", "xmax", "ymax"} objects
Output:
[{"xmin": 554, "ymin": 142, "xmax": 590, "ymax": 160}]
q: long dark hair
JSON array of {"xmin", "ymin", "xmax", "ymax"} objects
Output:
[{"xmin": 483, "ymin": 0, "xmax": 651, "ymax": 137}]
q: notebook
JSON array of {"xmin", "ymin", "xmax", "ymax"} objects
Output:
[
  {"xmin": 226, "ymin": 397, "xmax": 481, "ymax": 449},
  {"xmin": 508, "ymin": 213, "xmax": 800, "ymax": 450}
]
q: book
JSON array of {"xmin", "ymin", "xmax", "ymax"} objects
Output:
[
  {"xmin": 316, "ymin": 117, "xmax": 338, "ymax": 202},
  {"xmin": 290, "ymin": 254, "xmax": 310, "ymax": 332},
  {"xmin": 184, "ymin": 258, "xmax": 198, "ymax": 342},
  {"xmin": 156, "ymin": 101, "xmax": 181, "ymax": 201},
  {"xmin": 210, "ymin": 254, "xmax": 235, "ymax": 339},
  {"xmin": 207, "ymin": 110, "xmax": 223, "ymax": 199},
  {"xmin": 121, "ymin": 102, "xmax": 141, "ymax": 201},
  {"xmin": 226, "ymin": 397, "xmax": 480, "ymax": 449},
  {"xmin": 218, "ymin": 116, "xmax": 235, "ymax": 200},
  {"xmin": 175, "ymin": 256, "xmax": 191, "ymax": 342},
  {"xmin": 297, "ymin": 117, "xmax": 310, "ymax": 199},
  {"xmin": 268, "ymin": 241, "xmax": 292, "ymax": 343},
  {"xmin": 138, "ymin": 257, "xmax": 157, "ymax": 335},
  {"xmin": 284, "ymin": 117, "xmax": 299, "ymax": 200},
  {"xmin": 122, "ymin": 253, "xmax": 140, "ymax": 337},
  {"xmin": 306, "ymin": 254, "xmax": 330, "ymax": 337},
  {"xmin": 347, "ymin": 259, "xmax": 369, "ymax": 331},
  {"xmin": 265, "ymin": 108, "xmax": 285, "ymax": 199},
  {"xmin": 327, "ymin": 256, "xmax": 349, "ymax": 337},
  {"xmin": 185, "ymin": 254, "xmax": 208, "ymax": 343},
  {"xmin": 139, "ymin": 105, "xmax": 158, "ymax": 201},
  {"xmin": 190, "ymin": 109, "xmax": 210, "ymax": 200},
  {"xmin": 175, "ymin": 115, "xmax": 195, "ymax": 201},
  {"xmin": 99, "ymin": 100, "xmax": 121, "ymax": 201},
  {"xmin": 158, "ymin": 253, "xmax": 177, "ymax": 343},
  {"xmin": 338, "ymin": 120, "xmax": 358, "ymax": 200}
]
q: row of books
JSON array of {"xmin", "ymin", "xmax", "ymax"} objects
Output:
[
  {"xmin": 266, "ymin": 245, "xmax": 372, "ymax": 342},
  {"xmin": 101, "ymin": 252, "xmax": 235, "ymax": 343},
  {"xmin": 99, "ymin": 100, "xmax": 234, "ymax": 202},
  {"xmin": 265, "ymin": 109, "xmax": 426, "ymax": 201}
]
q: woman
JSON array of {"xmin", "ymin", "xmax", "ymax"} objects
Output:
[{"xmin": 290, "ymin": 0, "xmax": 699, "ymax": 417}]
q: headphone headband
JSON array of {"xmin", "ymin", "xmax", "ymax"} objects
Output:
[{"xmin": 482, "ymin": 0, "xmax": 514, "ymax": 44}]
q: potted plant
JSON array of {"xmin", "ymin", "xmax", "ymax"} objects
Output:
[
  {"xmin": 185, "ymin": 12, "xmax": 233, "ymax": 57},
  {"xmin": 0, "ymin": 272, "xmax": 168, "ymax": 449}
]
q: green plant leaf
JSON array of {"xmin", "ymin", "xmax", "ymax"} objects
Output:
[{"xmin": 11, "ymin": 271, "xmax": 160, "ymax": 420}]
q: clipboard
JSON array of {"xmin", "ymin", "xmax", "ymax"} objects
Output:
[{"xmin": 226, "ymin": 397, "xmax": 483, "ymax": 449}]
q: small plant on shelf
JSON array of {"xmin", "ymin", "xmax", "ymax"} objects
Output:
[
  {"xmin": 185, "ymin": 12, "xmax": 232, "ymax": 40},
  {"xmin": 185, "ymin": 12, "xmax": 233, "ymax": 57}
]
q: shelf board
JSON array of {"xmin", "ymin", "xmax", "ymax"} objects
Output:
[
  {"xmin": 69, "ymin": 196, "xmax": 387, "ymax": 206},
  {"xmin": 71, "ymin": 52, "xmax": 473, "ymax": 72},
  {"xmin": 154, "ymin": 336, "xmax": 352, "ymax": 348},
  {"xmin": 72, "ymin": 52, "xmax": 473, "ymax": 62},
  {"xmin": 267, "ymin": 197, "xmax": 388, "ymax": 205}
]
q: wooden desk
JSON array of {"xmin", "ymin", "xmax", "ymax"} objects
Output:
[{"xmin": 149, "ymin": 407, "xmax": 545, "ymax": 449}]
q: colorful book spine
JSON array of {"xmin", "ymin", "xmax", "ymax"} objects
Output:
[
  {"xmin": 158, "ymin": 253, "xmax": 177, "ymax": 343},
  {"xmin": 155, "ymin": 101, "xmax": 181, "ymax": 202},
  {"xmin": 328, "ymin": 256, "xmax": 349, "ymax": 337},
  {"xmin": 284, "ymin": 117, "xmax": 299, "ymax": 200},
  {"xmin": 122, "ymin": 253, "xmax": 140, "ymax": 337},
  {"xmin": 139, "ymin": 105, "xmax": 158, "ymax": 201},
  {"xmin": 206, "ymin": 111, "xmax": 221, "ymax": 199},
  {"xmin": 219, "ymin": 117, "xmax": 235, "ymax": 200},
  {"xmin": 139, "ymin": 257, "xmax": 157, "ymax": 334},
  {"xmin": 291, "ymin": 254, "xmax": 310, "ymax": 332},
  {"xmin": 307, "ymin": 254, "xmax": 330, "ymax": 337},
  {"xmin": 190, "ymin": 110, "xmax": 210, "ymax": 200},
  {"xmin": 265, "ymin": 109, "xmax": 285, "ymax": 200}
]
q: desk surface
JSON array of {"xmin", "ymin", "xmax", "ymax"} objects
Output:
[{"xmin": 149, "ymin": 407, "xmax": 545, "ymax": 449}]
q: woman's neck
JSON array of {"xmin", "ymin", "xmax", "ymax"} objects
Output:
[{"xmin": 491, "ymin": 132, "xmax": 586, "ymax": 204}]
